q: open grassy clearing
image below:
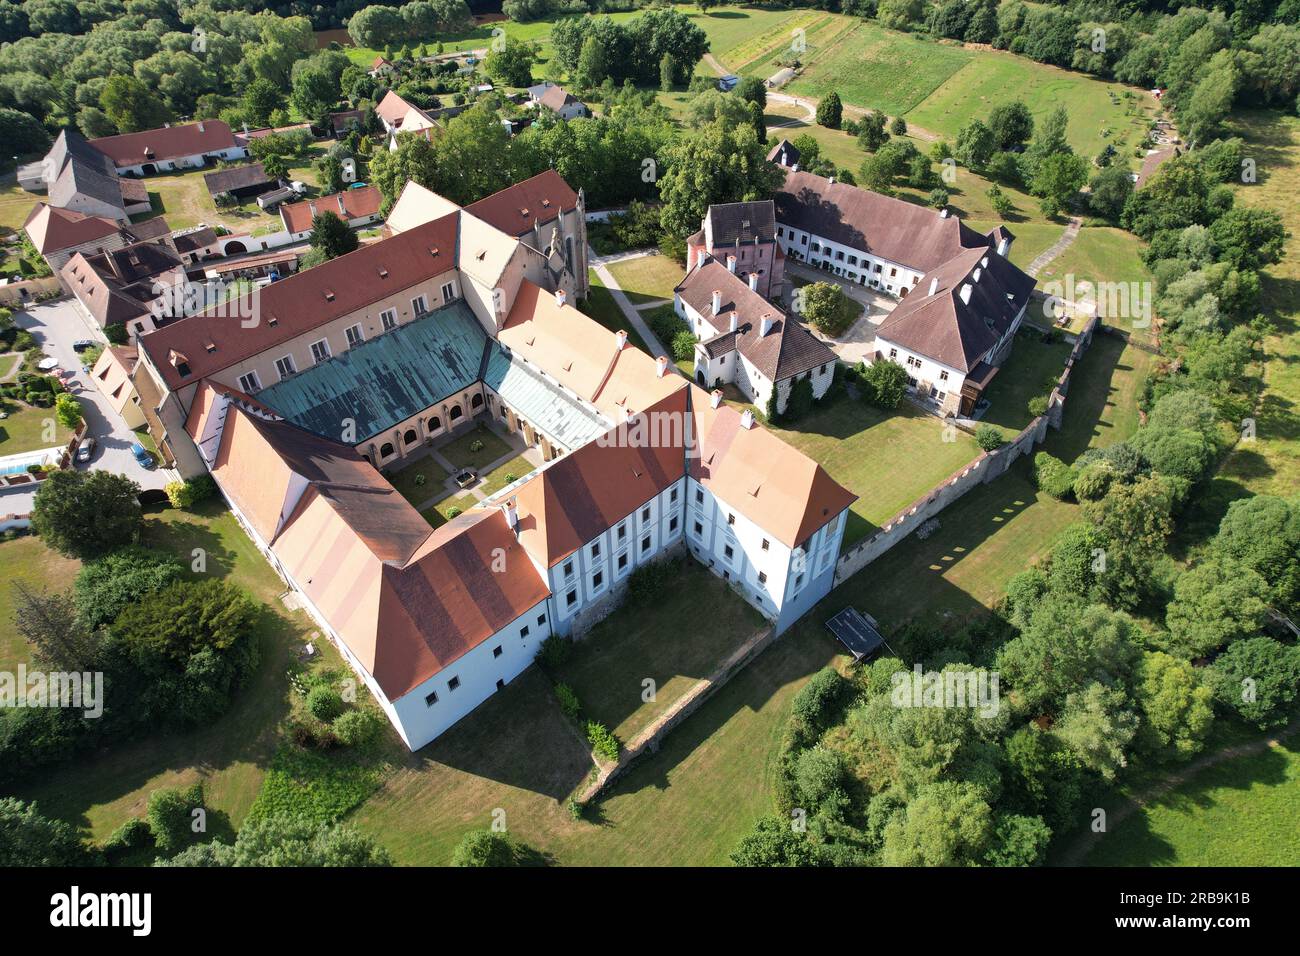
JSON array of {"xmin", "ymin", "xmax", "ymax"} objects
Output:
[
  {"xmin": 1039, "ymin": 225, "xmax": 1155, "ymax": 337},
  {"xmin": 967, "ymin": 219, "xmax": 1067, "ymax": 272},
  {"xmin": 908, "ymin": 52, "xmax": 1155, "ymax": 165},
  {"xmin": 0, "ymin": 400, "xmax": 70, "ymax": 456},
  {"xmin": 978, "ymin": 331, "xmax": 1074, "ymax": 439},
  {"xmin": 554, "ymin": 562, "xmax": 765, "ymax": 744},
  {"xmin": 605, "ymin": 254, "xmax": 682, "ymax": 304},
  {"xmin": 10, "ymin": 500, "xmax": 327, "ymax": 841},
  {"xmin": 769, "ymin": 397, "xmax": 982, "ymax": 549},
  {"xmin": 1083, "ymin": 739, "xmax": 1300, "ymax": 866},
  {"xmin": 0, "ymin": 533, "xmax": 80, "ymax": 671},
  {"xmin": 477, "ymin": 453, "xmax": 535, "ymax": 497}
]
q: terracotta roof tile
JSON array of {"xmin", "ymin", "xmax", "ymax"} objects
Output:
[{"xmin": 90, "ymin": 120, "xmax": 240, "ymax": 166}]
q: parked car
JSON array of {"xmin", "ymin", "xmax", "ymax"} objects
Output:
[
  {"xmin": 130, "ymin": 442, "xmax": 155, "ymax": 468},
  {"xmin": 72, "ymin": 339, "xmax": 94, "ymax": 352},
  {"xmin": 75, "ymin": 436, "xmax": 97, "ymax": 464}
]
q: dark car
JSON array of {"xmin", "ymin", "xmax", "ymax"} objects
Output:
[
  {"xmin": 72, "ymin": 339, "xmax": 95, "ymax": 352},
  {"xmin": 75, "ymin": 436, "xmax": 97, "ymax": 464}
]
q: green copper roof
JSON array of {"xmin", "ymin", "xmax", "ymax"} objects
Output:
[
  {"xmin": 257, "ymin": 300, "xmax": 489, "ymax": 443},
  {"xmin": 483, "ymin": 344, "xmax": 608, "ymax": 450}
]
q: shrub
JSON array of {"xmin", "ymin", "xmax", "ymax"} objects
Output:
[
  {"xmin": 332, "ymin": 708, "xmax": 383, "ymax": 748},
  {"xmin": 790, "ymin": 667, "xmax": 844, "ymax": 733},
  {"xmin": 975, "ymin": 424, "xmax": 1005, "ymax": 451},
  {"xmin": 1033, "ymin": 452, "xmax": 1075, "ymax": 500},
  {"xmin": 626, "ymin": 557, "xmax": 676, "ymax": 602},
  {"xmin": 54, "ymin": 393, "xmax": 82, "ymax": 429},
  {"xmin": 452, "ymin": 830, "xmax": 517, "ymax": 867},
  {"xmin": 670, "ymin": 328, "xmax": 697, "ymax": 362},
  {"xmin": 146, "ymin": 783, "xmax": 204, "ymax": 856},
  {"xmin": 861, "ymin": 360, "xmax": 909, "ymax": 409},
  {"xmin": 1027, "ymin": 395, "xmax": 1050, "ymax": 418},
  {"xmin": 445, "ymin": 506, "xmax": 462, "ymax": 519},
  {"xmin": 537, "ymin": 634, "xmax": 572, "ymax": 672},
  {"xmin": 585, "ymin": 721, "xmax": 620, "ymax": 761},
  {"xmin": 794, "ymin": 746, "xmax": 845, "ymax": 806},
  {"xmin": 469, "ymin": 438, "xmax": 484, "ymax": 453},
  {"xmin": 103, "ymin": 818, "xmax": 153, "ymax": 858},
  {"xmin": 554, "ymin": 683, "xmax": 581, "ymax": 720},
  {"xmin": 164, "ymin": 475, "xmax": 217, "ymax": 509},
  {"xmin": 566, "ymin": 798, "xmax": 584, "ymax": 821},
  {"xmin": 306, "ymin": 686, "xmax": 345, "ymax": 722},
  {"xmin": 1073, "ymin": 461, "xmax": 1114, "ymax": 500}
]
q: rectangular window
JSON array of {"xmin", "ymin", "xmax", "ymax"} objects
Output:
[
  {"xmin": 669, "ymin": 516, "xmax": 678, "ymax": 532},
  {"xmin": 566, "ymin": 590, "xmax": 577, "ymax": 607},
  {"xmin": 939, "ymin": 370, "xmax": 949, "ymax": 381},
  {"xmin": 493, "ymin": 645, "xmax": 502, "ymax": 658},
  {"xmin": 440, "ymin": 281, "xmax": 455, "ymax": 302},
  {"xmin": 758, "ymin": 571, "xmax": 767, "ymax": 584},
  {"xmin": 670, "ymin": 487, "xmax": 678, "ymax": 503},
  {"xmin": 520, "ymin": 625, "xmax": 530, "ymax": 638},
  {"xmin": 617, "ymin": 523, "xmax": 626, "ymax": 541},
  {"xmin": 641, "ymin": 535, "xmax": 651, "ymax": 553},
  {"xmin": 761, "ymin": 538, "xmax": 770, "ymax": 551},
  {"xmin": 345, "ymin": 324, "xmax": 364, "ymax": 347},
  {"xmin": 411, "ymin": 295, "xmax": 427, "ymax": 315},
  {"xmin": 274, "ymin": 355, "xmax": 296, "ymax": 380},
  {"xmin": 563, "ymin": 561, "xmax": 574, "ymax": 578},
  {"xmin": 727, "ymin": 513, "xmax": 735, "ymax": 526},
  {"xmin": 380, "ymin": 309, "xmax": 397, "ymax": 330},
  {"xmin": 618, "ymin": 553, "xmax": 628, "ymax": 570},
  {"xmin": 695, "ymin": 489, "xmax": 704, "ymax": 504},
  {"xmin": 694, "ymin": 521, "xmax": 703, "ymax": 537},
  {"xmin": 238, "ymin": 371, "xmax": 262, "ymax": 393},
  {"xmin": 796, "ymin": 575, "xmax": 804, "ymax": 589},
  {"xmin": 641, "ymin": 507, "xmax": 650, "ymax": 522},
  {"xmin": 724, "ymin": 544, "xmax": 734, "ymax": 561},
  {"xmin": 537, "ymin": 614, "xmax": 546, "ymax": 625},
  {"xmin": 800, "ymin": 235, "xmax": 807, "ymax": 246},
  {"xmin": 591, "ymin": 541, "xmax": 600, "ymax": 559},
  {"xmin": 889, "ymin": 348, "xmax": 898, "ymax": 359},
  {"xmin": 592, "ymin": 570, "xmax": 603, "ymax": 590},
  {"xmin": 448, "ymin": 676, "xmax": 460, "ymax": 691},
  {"xmin": 310, "ymin": 339, "xmax": 331, "ymax": 364},
  {"xmin": 425, "ymin": 691, "xmax": 438, "ymax": 706}
]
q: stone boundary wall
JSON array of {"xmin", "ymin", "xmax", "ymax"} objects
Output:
[
  {"xmin": 835, "ymin": 317, "xmax": 1099, "ymax": 584},
  {"xmin": 578, "ymin": 622, "xmax": 778, "ymax": 803}
]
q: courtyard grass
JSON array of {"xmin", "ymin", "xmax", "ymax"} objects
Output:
[
  {"xmin": 420, "ymin": 492, "xmax": 475, "ymax": 529},
  {"xmin": 477, "ymin": 453, "xmax": 535, "ymax": 498},
  {"xmin": 1082, "ymin": 739, "xmax": 1300, "ymax": 866},
  {"xmin": 0, "ymin": 399, "xmax": 70, "ymax": 456},
  {"xmin": 383, "ymin": 454, "xmax": 450, "ymax": 506},
  {"xmin": 0, "ymin": 533, "xmax": 80, "ymax": 671},
  {"xmin": 553, "ymin": 561, "xmax": 766, "ymax": 745},
  {"xmin": 437, "ymin": 423, "xmax": 512, "ymax": 473},
  {"xmin": 605, "ymin": 254, "xmax": 682, "ymax": 305},
  {"xmin": 967, "ymin": 220, "xmax": 1068, "ymax": 271},
  {"xmin": 977, "ymin": 330, "xmax": 1074, "ymax": 439},
  {"xmin": 769, "ymin": 396, "xmax": 982, "ymax": 549},
  {"xmin": 581, "ymin": 269, "xmax": 652, "ymax": 353}
]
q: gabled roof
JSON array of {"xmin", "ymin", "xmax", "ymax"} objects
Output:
[
  {"xmin": 140, "ymin": 214, "xmax": 460, "ymax": 390},
  {"xmin": 375, "ymin": 91, "xmax": 435, "ymax": 131},
  {"xmin": 686, "ymin": 385, "xmax": 856, "ymax": 549},
  {"xmin": 90, "ymin": 120, "xmax": 240, "ymax": 166},
  {"xmin": 203, "ymin": 163, "xmax": 274, "ymax": 196},
  {"xmin": 49, "ymin": 158, "xmax": 127, "ymax": 215},
  {"xmin": 280, "ymin": 185, "xmax": 383, "ymax": 234},
  {"xmin": 767, "ymin": 139, "xmax": 801, "ymax": 168},
  {"xmin": 91, "ymin": 345, "xmax": 139, "ymax": 416},
  {"xmin": 23, "ymin": 203, "xmax": 120, "ymax": 253},
  {"xmin": 60, "ymin": 241, "xmax": 184, "ymax": 327},
  {"xmin": 705, "ymin": 200, "xmax": 776, "ymax": 245},
  {"xmin": 539, "ymin": 85, "xmax": 583, "ymax": 112},
  {"xmin": 875, "ymin": 247, "xmax": 1036, "ymax": 373},
  {"xmin": 675, "ymin": 256, "xmax": 835, "ymax": 382},
  {"xmin": 511, "ymin": 387, "xmax": 689, "ymax": 567},
  {"xmin": 776, "ymin": 170, "xmax": 994, "ymax": 272},
  {"xmin": 255, "ymin": 301, "xmax": 489, "ymax": 443},
  {"xmin": 46, "ymin": 127, "xmax": 117, "ymax": 180},
  {"xmin": 499, "ymin": 280, "xmax": 683, "ymax": 421},
  {"xmin": 465, "ymin": 170, "xmax": 578, "ymax": 238}
]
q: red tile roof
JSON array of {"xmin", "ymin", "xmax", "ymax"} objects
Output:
[
  {"xmin": 90, "ymin": 120, "xmax": 240, "ymax": 167},
  {"xmin": 139, "ymin": 214, "xmax": 460, "ymax": 390},
  {"xmin": 23, "ymin": 203, "xmax": 120, "ymax": 254},
  {"xmin": 280, "ymin": 185, "xmax": 382, "ymax": 234},
  {"xmin": 466, "ymin": 169, "xmax": 578, "ymax": 238}
]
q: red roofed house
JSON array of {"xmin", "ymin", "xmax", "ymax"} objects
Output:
[
  {"xmin": 279, "ymin": 185, "xmax": 384, "ymax": 241},
  {"xmin": 90, "ymin": 120, "xmax": 248, "ymax": 176}
]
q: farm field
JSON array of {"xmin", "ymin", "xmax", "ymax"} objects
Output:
[{"xmin": 1083, "ymin": 739, "xmax": 1300, "ymax": 866}]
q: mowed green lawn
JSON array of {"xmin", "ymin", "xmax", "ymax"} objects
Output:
[
  {"xmin": 582, "ymin": 269, "xmax": 653, "ymax": 353},
  {"xmin": 1084, "ymin": 740, "xmax": 1300, "ymax": 866},
  {"xmin": 0, "ymin": 401, "xmax": 71, "ymax": 456},
  {"xmin": 978, "ymin": 332, "xmax": 1074, "ymax": 439},
  {"xmin": 554, "ymin": 562, "xmax": 764, "ymax": 743},
  {"xmin": 769, "ymin": 398, "xmax": 982, "ymax": 549},
  {"xmin": 1039, "ymin": 226, "xmax": 1156, "ymax": 337},
  {"xmin": 606, "ymin": 254, "xmax": 683, "ymax": 305},
  {"xmin": 12, "ymin": 501, "xmax": 323, "ymax": 841},
  {"xmin": 0, "ymin": 533, "xmax": 80, "ymax": 671}
]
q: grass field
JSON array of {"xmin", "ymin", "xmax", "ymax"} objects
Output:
[
  {"xmin": 582, "ymin": 269, "xmax": 653, "ymax": 353},
  {"xmin": 10, "ymin": 500, "xmax": 326, "ymax": 840},
  {"xmin": 554, "ymin": 562, "xmax": 764, "ymax": 743},
  {"xmin": 978, "ymin": 331, "xmax": 1074, "ymax": 439},
  {"xmin": 606, "ymin": 254, "xmax": 682, "ymax": 305},
  {"xmin": 384, "ymin": 453, "xmax": 449, "ymax": 505},
  {"xmin": 1083, "ymin": 739, "xmax": 1300, "ymax": 866},
  {"xmin": 1040, "ymin": 226, "xmax": 1156, "ymax": 337},
  {"xmin": 0, "ymin": 400, "xmax": 70, "ymax": 456},
  {"xmin": 0, "ymin": 533, "xmax": 80, "ymax": 671},
  {"xmin": 770, "ymin": 397, "xmax": 982, "ymax": 549}
]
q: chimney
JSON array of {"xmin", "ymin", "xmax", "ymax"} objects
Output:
[
  {"xmin": 198, "ymin": 121, "xmax": 205, "ymax": 133},
  {"xmin": 655, "ymin": 355, "xmax": 669, "ymax": 378},
  {"xmin": 928, "ymin": 277, "xmax": 939, "ymax": 296},
  {"xmin": 697, "ymin": 247, "xmax": 710, "ymax": 269},
  {"xmin": 748, "ymin": 272, "xmax": 759, "ymax": 293},
  {"xmin": 939, "ymin": 208, "xmax": 949, "ymax": 218},
  {"xmin": 760, "ymin": 313, "xmax": 774, "ymax": 336},
  {"xmin": 997, "ymin": 237, "xmax": 1011, "ymax": 256},
  {"xmin": 555, "ymin": 288, "xmax": 567, "ymax": 308},
  {"xmin": 502, "ymin": 498, "xmax": 519, "ymax": 533},
  {"xmin": 959, "ymin": 284, "xmax": 972, "ymax": 304},
  {"xmin": 616, "ymin": 329, "xmax": 628, "ymax": 350},
  {"xmin": 972, "ymin": 267, "xmax": 982, "ymax": 283},
  {"xmin": 729, "ymin": 311, "xmax": 738, "ymax": 333},
  {"xmin": 711, "ymin": 290, "xmax": 722, "ymax": 315},
  {"xmin": 828, "ymin": 176, "xmax": 835, "ymax": 185},
  {"xmin": 726, "ymin": 255, "xmax": 736, "ymax": 274},
  {"xmin": 710, "ymin": 388, "xmax": 723, "ymax": 409},
  {"xmin": 740, "ymin": 408, "xmax": 755, "ymax": 430}
]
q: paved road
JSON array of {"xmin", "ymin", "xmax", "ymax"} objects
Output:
[{"xmin": 2, "ymin": 298, "xmax": 171, "ymax": 514}]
